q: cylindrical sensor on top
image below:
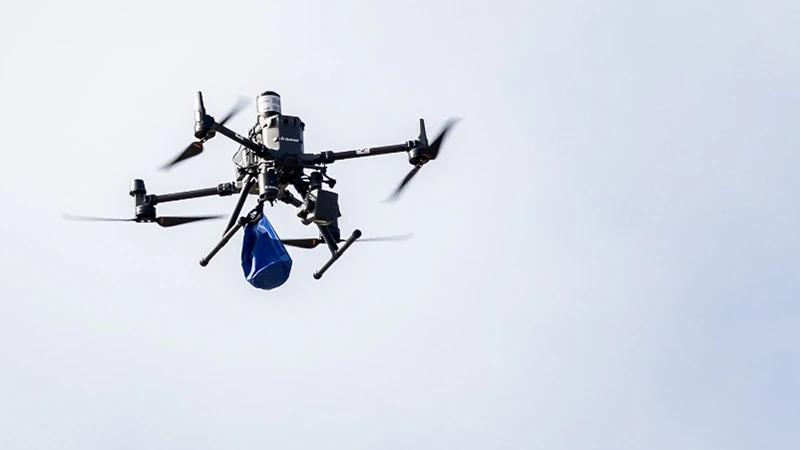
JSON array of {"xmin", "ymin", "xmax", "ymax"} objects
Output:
[{"xmin": 257, "ymin": 91, "xmax": 281, "ymax": 117}]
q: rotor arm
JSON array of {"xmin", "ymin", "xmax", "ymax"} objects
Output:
[
  {"xmin": 312, "ymin": 141, "xmax": 417, "ymax": 164},
  {"xmin": 146, "ymin": 182, "xmax": 237, "ymax": 205},
  {"xmin": 311, "ymin": 118, "xmax": 447, "ymax": 165},
  {"xmin": 210, "ymin": 122, "xmax": 273, "ymax": 159}
]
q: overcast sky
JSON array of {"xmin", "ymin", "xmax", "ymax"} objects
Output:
[{"xmin": 1, "ymin": 1, "xmax": 799, "ymax": 449}]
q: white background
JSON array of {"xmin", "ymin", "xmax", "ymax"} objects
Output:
[{"xmin": 1, "ymin": 1, "xmax": 799, "ymax": 448}]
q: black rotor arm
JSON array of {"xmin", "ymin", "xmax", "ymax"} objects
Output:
[
  {"xmin": 145, "ymin": 182, "xmax": 237, "ymax": 205},
  {"xmin": 308, "ymin": 117, "xmax": 455, "ymax": 166},
  {"xmin": 312, "ymin": 141, "xmax": 417, "ymax": 164},
  {"xmin": 210, "ymin": 122, "xmax": 273, "ymax": 159}
]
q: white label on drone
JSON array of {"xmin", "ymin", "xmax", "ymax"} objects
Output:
[
  {"xmin": 265, "ymin": 97, "xmax": 281, "ymax": 111},
  {"xmin": 356, "ymin": 148, "xmax": 370, "ymax": 155},
  {"xmin": 259, "ymin": 95, "xmax": 281, "ymax": 113}
]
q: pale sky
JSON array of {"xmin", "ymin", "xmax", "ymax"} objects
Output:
[{"xmin": 1, "ymin": 1, "xmax": 799, "ymax": 449}]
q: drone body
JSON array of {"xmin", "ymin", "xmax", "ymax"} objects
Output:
[{"xmin": 64, "ymin": 91, "xmax": 458, "ymax": 289}]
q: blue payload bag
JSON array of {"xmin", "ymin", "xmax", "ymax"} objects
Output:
[{"xmin": 240, "ymin": 214, "xmax": 292, "ymax": 290}]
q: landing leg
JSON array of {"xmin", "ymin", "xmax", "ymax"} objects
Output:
[
  {"xmin": 200, "ymin": 201, "xmax": 263, "ymax": 267},
  {"xmin": 318, "ymin": 224, "xmax": 340, "ymax": 255},
  {"xmin": 325, "ymin": 218, "xmax": 342, "ymax": 242},
  {"xmin": 313, "ymin": 229, "xmax": 362, "ymax": 279},
  {"xmin": 223, "ymin": 174, "xmax": 255, "ymax": 234}
]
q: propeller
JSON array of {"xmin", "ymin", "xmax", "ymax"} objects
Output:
[
  {"xmin": 281, "ymin": 232, "xmax": 415, "ymax": 249},
  {"xmin": 159, "ymin": 95, "xmax": 249, "ymax": 171},
  {"xmin": 62, "ymin": 213, "xmax": 224, "ymax": 228},
  {"xmin": 384, "ymin": 117, "xmax": 460, "ymax": 203}
]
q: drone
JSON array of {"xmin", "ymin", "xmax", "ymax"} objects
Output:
[{"xmin": 63, "ymin": 91, "xmax": 458, "ymax": 290}]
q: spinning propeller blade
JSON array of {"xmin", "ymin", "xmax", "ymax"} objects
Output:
[
  {"xmin": 384, "ymin": 118, "xmax": 460, "ymax": 203},
  {"xmin": 160, "ymin": 141, "xmax": 203, "ymax": 171},
  {"xmin": 359, "ymin": 233, "xmax": 415, "ymax": 242},
  {"xmin": 61, "ymin": 213, "xmax": 136, "ymax": 223},
  {"xmin": 422, "ymin": 117, "xmax": 460, "ymax": 160},
  {"xmin": 62, "ymin": 213, "xmax": 224, "ymax": 228},
  {"xmin": 281, "ymin": 233, "xmax": 415, "ymax": 249},
  {"xmin": 384, "ymin": 165, "xmax": 422, "ymax": 203},
  {"xmin": 159, "ymin": 96, "xmax": 249, "ymax": 171},
  {"xmin": 216, "ymin": 96, "xmax": 249, "ymax": 127},
  {"xmin": 155, "ymin": 215, "xmax": 225, "ymax": 227},
  {"xmin": 280, "ymin": 238, "xmax": 324, "ymax": 249}
]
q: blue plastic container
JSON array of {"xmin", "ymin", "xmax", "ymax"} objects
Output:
[{"xmin": 240, "ymin": 214, "xmax": 292, "ymax": 290}]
